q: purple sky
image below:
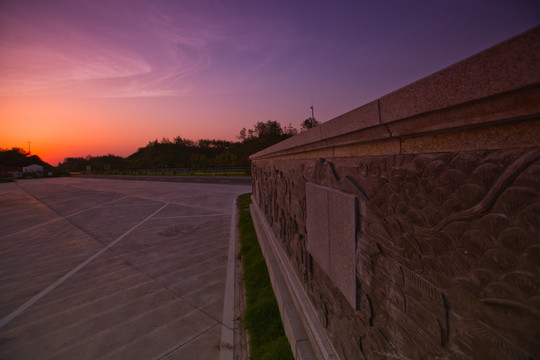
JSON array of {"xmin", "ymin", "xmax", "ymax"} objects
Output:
[{"xmin": 1, "ymin": 0, "xmax": 539, "ymax": 164}]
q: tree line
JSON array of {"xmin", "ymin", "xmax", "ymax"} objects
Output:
[{"xmin": 59, "ymin": 119, "xmax": 317, "ymax": 172}]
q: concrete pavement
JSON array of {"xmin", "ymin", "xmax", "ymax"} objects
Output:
[
  {"xmin": 0, "ymin": 177, "xmax": 250, "ymax": 359},
  {"xmin": 78, "ymin": 174, "xmax": 252, "ymax": 186}
]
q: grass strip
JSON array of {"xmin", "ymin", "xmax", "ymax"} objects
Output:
[{"xmin": 237, "ymin": 193, "xmax": 294, "ymax": 360}]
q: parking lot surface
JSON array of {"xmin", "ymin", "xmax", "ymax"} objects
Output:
[{"xmin": 0, "ymin": 177, "xmax": 250, "ymax": 359}]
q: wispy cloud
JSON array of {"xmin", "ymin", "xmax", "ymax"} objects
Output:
[{"xmin": 0, "ymin": 0, "xmax": 214, "ymax": 98}]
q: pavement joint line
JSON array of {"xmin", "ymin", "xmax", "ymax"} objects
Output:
[
  {"xmin": 0, "ymin": 201, "xmax": 170, "ymax": 330},
  {"xmin": 152, "ymin": 213, "xmax": 231, "ymax": 220},
  {"xmin": 219, "ymin": 197, "xmax": 237, "ymax": 360},
  {"xmin": 41, "ymin": 294, "xmax": 200, "ymax": 359},
  {"xmin": 5, "ymin": 279, "xmax": 156, "ymax": 332},
  {"xmin": 5, "ymin": 285, "xmax": 171, "ymax": 348},
  {"xmin": 150, "ymin": 323, "xmax": 220, "ymax": 360},
  {"xmin": 0, "ymin": 195, "xmax": 129, "ymax": 240},
  {"xmin": 103, "ymin": 253, "xmax": 226, "ymax": 327},
  {"xmin": 25, "ymin": 272, "xmax": 144, "ymax": 313}
]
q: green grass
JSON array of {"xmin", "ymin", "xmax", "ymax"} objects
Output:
[{"xmin": 237, "ymin": 193, "xmax": 294, "ymax": 360}]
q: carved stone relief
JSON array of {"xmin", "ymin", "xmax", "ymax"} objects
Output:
[{"xmin": 252, "ymin": 149, "xmax": 540, "ymax": 360}]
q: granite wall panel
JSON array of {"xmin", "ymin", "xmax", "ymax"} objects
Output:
[
  {"xmin": 306, "ymin": 183, "xmax": 330, "ymax": 273},
  {"xmin": 306, "ymin": 183, "xmax": 357, "ymax": 308},
  {"xmin": 252, "ymin": 148, "xmax": 540, "ymax": 360}
]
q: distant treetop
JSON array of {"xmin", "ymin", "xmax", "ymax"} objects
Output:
[
  {"xmin": 0, "ymin": 147, "xmax": 51, "ymax": 168},
  {"xmin": 300, "ymin": 117, "xmax": 320, "ymax": 131},
  {"xmin": 237, "ymin": 120, "xmax": 297, "ymax": 141}
]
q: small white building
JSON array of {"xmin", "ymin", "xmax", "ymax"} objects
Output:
[{"xmin": 23, "ymin": 164, "xmax": 44, "ymax": 177}]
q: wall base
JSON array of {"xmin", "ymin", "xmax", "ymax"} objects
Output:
[{"xmin": 250, "ymin": 200, "xmax": 338, "ymax": 360}]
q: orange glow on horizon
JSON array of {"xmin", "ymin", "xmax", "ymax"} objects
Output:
[{"xmin": 0, "ymin": 95, "xmax": 244, "ymax": 166}]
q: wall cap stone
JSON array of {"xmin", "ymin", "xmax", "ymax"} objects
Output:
[{"xmin": 251, "ymin": 25, "xmax": 540, "ymax": 161}]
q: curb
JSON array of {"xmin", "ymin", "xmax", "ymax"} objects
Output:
[{"xmin": 250, "ymin": 199, "xmax": 339, "ymax": 360}]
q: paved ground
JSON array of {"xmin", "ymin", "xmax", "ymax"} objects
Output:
[
  {"xmin": 0, "ymin": 177, "xmax": 250, "ymax": 360},
  {"xmin": 79, "ymin": 175, "xmax": 252, "ymax": 186}
]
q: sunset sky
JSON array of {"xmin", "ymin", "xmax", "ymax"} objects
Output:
[{"xmin": 1, "ymin": 0, "xmax": 538, "ymax": 165}]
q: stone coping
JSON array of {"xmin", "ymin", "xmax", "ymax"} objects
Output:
[{"xmin": 251, "ymin": 25, "xmax": 540, "ymax": 160}]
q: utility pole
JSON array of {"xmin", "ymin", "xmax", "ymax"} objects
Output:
[
  {"xmin": 310, "ymin": 99, "xmax": 314, "ymax": 119},
  {"xmin": 27, "ymin": 141, "xmax": 32, "ymax": 155}
]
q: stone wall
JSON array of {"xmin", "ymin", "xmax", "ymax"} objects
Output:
[{"xmin": 250, "ymin": 26, "xmax": 540, "ymax": 360}]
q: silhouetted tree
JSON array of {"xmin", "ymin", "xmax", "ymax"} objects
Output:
[
  {"xmin": 173, "ymin": 136, "xmax": 195, "ymax": 147},
  {"xmin": 237, "ymin": 120, "xmax": 297, "ymax": 141},
  {"xmin": 0, "ymin": 147, "xmax": 51, "ymax": 169},
  {"xmin": 283, "ymin": 123, "xmax": 298, "ymax": 136},
  {"xmin": 0, "ymin": 148, "xmax": 29, "ymax": 167},
  {"xmin": 215, "ymin": 151, "xmax": 236, "ymax": 167},
  {"xmin": 300, "ymin": 117, "xmax": 320, "ymax": 131},
  {"xmin": 233, "ymin": 120, "xmax": 298, "ymax": 166},
  {"xmin": 57, "ymin": 121, "xmax": 298, "ymax": 171},
  {"xmin": 59, "ymin": 157, "xmax": 89, "ymax": 172}
]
